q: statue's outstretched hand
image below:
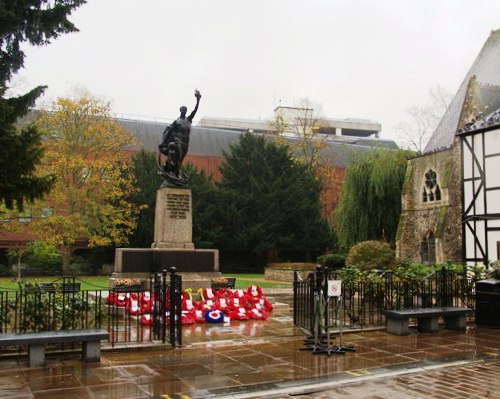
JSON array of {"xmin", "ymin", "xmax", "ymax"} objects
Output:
[{"xmin": 195, "ymin": 89, "xmax": 201, "ymax": 99}]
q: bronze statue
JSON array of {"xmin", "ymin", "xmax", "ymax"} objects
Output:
[{"xmin": 158, "ymin": 90, "xmax": 201, "ymax": 187}]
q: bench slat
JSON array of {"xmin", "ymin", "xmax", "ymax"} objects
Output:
[
  {"xmin": 0, "ymin": 329, "xmax": 108, "ymax": 346},
  {"xmin": 382, "ymin": 307, "xmax": 472, "ymax": 319}
]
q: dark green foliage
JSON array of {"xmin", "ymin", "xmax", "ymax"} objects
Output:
[
  {"xmin": 317, "ymin": 253, "xmax": 345, "ymax": 270},
  {"xmin": 184, "ymin": 163, "xmax": 223, "ymax": 248},
  {"xmin": 334, "ymin": 148, "xmax": 410, "ymax": 249},
  {"xmin": 0, "ymin": 89, "xmax": 55, "ymax": 209},
  {"xmin": 0, "ymin": 0, "xmax": 85, "ymax": 210},
  {"xmin": 218, "ymin": 134, "xmax": 332, "ymax": 269},
  {"xmin": 346, "ymin": 240, "xmax": 395, "ymax": 271},
  {"xmin": 0, "ymin": 0, "xmax": 86, "ymax": 84},
  {"xmin": 127, "ymin": 150, "xmax": 161, "ymax": 248},
  {"xmin": 12, "ymin": 282, "xmax": 94, "ymax": 332}
]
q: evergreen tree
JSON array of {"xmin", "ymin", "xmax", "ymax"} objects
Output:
[
  {"xmin": 184, "ymin": 163, "xmax": 223, "ymax": 248},
  {"xmin": 0, "ymin": 0, "xmax": 86, "ymax": 210},
  {"xmin": 334, "ymin": 148, "xmax": 411, "ymax": 249},
  {"xmin": 127, "ymin": 150, "xmax": 161, "ymax": 248},
  {"xmin": 218, "ymin": 133, "xmax": 331, "ymax": 269}
]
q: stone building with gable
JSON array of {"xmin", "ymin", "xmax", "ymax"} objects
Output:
[{"xmin": 397, "ymin": 29, "xmax": 500, "ymax": 265}]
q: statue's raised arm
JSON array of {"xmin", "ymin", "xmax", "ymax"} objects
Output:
[{"xmin": 188, "ymin": 90, "xmax": 201, "ymax": 122}]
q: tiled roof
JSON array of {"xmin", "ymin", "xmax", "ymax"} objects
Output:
[
  {"xmin": 425, "ymin": 29, "xmax": 500, "ymax": 152},
  {"xmin": 458, "ymin": 108, "xmax": 500, "ymax": 134}
]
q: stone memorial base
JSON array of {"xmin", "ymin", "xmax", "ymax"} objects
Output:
[
  {"xmin": 114, "ymin": 247, "xmax": 219, "ymax": 274},
  {"xmin": 112, "ymin": 186, "xmax": 220, "ymax": 289},
  {"xmin": 110, "ymin": 271, "xmax": 221, "ymax": 291}
]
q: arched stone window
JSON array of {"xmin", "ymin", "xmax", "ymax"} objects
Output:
[
  {"xmin": 420, "ymin": 232, "xmax": 436, "ymax": 264},
  {"xmin": 422, "ymin": 169, "xmax": 441, "ymax": 203}
]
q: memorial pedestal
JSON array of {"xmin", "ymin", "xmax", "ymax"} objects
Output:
[
  {"xmin": 113, "ymin": 187, "xmax": 219, "ymax": 288},
  {"xmin": 152, "ymin": 187, "xmax": 194, "ymax": 249}
]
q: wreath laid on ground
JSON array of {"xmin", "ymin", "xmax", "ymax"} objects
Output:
[{"xmin": 106, "ymin": 285, "xmax": 274, "ymax": 325}]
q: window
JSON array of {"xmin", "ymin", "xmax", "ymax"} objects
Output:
[
  {"xmin": 422, "ymin": 169, "xmax": 441, "ymax": 203},
  {"xmin": 420, "ymin": 232, "xmax": 436, "ymax": 264}
]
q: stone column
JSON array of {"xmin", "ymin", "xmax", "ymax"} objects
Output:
[{"xmin": 152, "ymin": 187, "xmax": 194, "ymax": 249}]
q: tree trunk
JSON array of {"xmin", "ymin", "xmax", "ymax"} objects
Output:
[{"xmin": 62, "ymin": 246, "xmax": 72, "ymax": 275}]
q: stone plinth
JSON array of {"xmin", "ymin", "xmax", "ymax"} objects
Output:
[
  {"xmin": 153, "ymin": 187, "xmax": 194, "ymax": 249},
  {"xmin": 113, "ymin": 186, "xmax": 220, "ymax": 285},
  {"xmin": 114, "ymin": 247, "xmax": 219, "ymax": 274}
]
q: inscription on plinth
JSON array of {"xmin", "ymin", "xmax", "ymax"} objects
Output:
[
  {"xmin": 167, "ymin": 193, "xmax": 190, "ymax": 219},
  {"xmin": 153, "ymin": 187, "xmax": 194, "ymax": 249}
]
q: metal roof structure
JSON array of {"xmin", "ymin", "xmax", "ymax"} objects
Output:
[{"xmin": 117, "ymin": 117, "xmax": 397, "ymax": 168}]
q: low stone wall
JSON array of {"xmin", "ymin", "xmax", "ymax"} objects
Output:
[{"xmin": 265, "ymin": 263, "xmax": 316, "ymax": 282}]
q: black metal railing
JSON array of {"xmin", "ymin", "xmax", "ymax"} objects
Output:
[
  {"xmin": 293, "ymin": 266, "xmax": 477, "ymax": 334},
  {"xmin": 0, "ymin": 268, "xmax": 182, "ymax": 348}
]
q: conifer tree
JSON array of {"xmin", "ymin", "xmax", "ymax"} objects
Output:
[
  {"xmin": 0, "ymin": 0, "xmax": 86, "ymax": 210},
  {"xmin": 218, "ymin": 133, "xmax": 332, "ymax": 269}
]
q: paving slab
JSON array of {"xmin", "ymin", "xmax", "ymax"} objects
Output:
[{"xmin": 1, "ymin": 308, "xmax": 500, "ymax": 398}]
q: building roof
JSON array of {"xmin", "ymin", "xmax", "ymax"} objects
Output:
[
  {"xmin": 198, "ymin": 112, "xmax": 381, "ymax": 138},
  {"xmin": 425, "ymin": 29, "xmax": 500, "ymax": 152},
  {"xmin": 458, "ymin": 107, "xmax": 500, "ymax": 134},
  {"xmin": 117, "ymin": 117, "xmax": 398, "ymax": 168}
]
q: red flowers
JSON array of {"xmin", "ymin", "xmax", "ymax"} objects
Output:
[{"xmin": 107, "ymin": 285, "xmax": 273, "ymax": 326}]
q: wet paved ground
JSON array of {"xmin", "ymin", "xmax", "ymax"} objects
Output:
[{"xmin": 1, "ymin": 304, "xmax": 500, "ymax": 398}]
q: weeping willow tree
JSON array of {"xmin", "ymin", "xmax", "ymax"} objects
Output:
[{"xmin": 333, "ymin": 148, "xmax": 411, "ymax": 249}]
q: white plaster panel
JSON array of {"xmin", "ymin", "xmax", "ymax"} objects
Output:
[
  {"xmin": 462, "ymin": 142, "xmax": 474, "ymax": 180},
  {"xmin": 486, "ymin": 189, "xmax": 500, "ymax": 214},
  {"xmin": 484, "ymin": 127, "xmax": 500, "ymax": 156},
  {"xmin": 485, "ymin": 156, "xmax": 500, "ymax": 188}
]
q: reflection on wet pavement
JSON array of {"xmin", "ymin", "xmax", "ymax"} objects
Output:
[{"xmin": 1, "ymin": 305, "xmax": 500, "ymax": 398}]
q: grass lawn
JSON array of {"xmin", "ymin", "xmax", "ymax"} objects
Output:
[
  {"xmin": 0, "ymin": 276, "xmax": 109, "ymax": 291},
  {"xmin": 222, "ymin": 273, "xmax": 292, "ymax": 289},
  {"xmin": 0, "ymin": 273, "xmax": 291, "ymax": 291}
]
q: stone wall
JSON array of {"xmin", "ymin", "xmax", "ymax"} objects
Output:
[
  {"xmin": 396, "ymin": 140, "xmax": 462, "ymax": 263},
  {"xmin": 265, "ymin": 263, "xmax": 315, "ymax": 282}
]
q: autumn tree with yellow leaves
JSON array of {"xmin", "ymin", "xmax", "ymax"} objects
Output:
[{"xmin": 33, "ymin": 94, "xmax": 139, "ymax": 274}]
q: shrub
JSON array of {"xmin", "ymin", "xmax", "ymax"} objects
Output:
[
  {"xmin": 395, "ymin": 262, "xmax": 434, "ymax": 279},
  {"xmin": 68, "ymin": 256, "xmax": 93, "ymax": 275},
  {"xmin": 0, "ymin": 263, "xmax": 10, "ymax": 277},
  {"xmin": 317, "ymin": 253, "xmax": 346, "ymax": 270},
  {"xmin": 24, "ymin": 241, "xmax": 62, "ymax": 272},
  {"xmin": 487, "ymin": 260, "xmax": 500, "ymax": 279},
  {"xmin": 346, "ymin": 240, "xmax": 395, "ymax": 271}
]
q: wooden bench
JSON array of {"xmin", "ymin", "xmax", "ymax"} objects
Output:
[
  {"xmin": 382, "ymin": 307, "xmax": 473, "ymax": 335},
  {"xmin": 39, "ymin": 282, "xmax": 81, "ymax": 293},
  {"xmin": 0, "ymin": 329, "xmax": 109, "ymax": 367}
]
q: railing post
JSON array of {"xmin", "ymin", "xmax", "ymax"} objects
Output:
[
  {"xmin": 169, "ymin": 267, "xmax": 182, "ymax": 348},
  {"xmin": 293, "ymin": 271, "xmax": 298, "ymax": 325},
  {"xmin": 162, "ymin": 269, "xmax": 168, "ymax": 344}
]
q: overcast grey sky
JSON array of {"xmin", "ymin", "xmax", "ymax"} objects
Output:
[{"xmin": 11, "ymin": 0, "xmax": 500, "ymax": 144}]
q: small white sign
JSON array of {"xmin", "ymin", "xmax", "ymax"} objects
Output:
[{"xmin": 327, "ymin": 280, "xmax": 342, "ymax": 297}]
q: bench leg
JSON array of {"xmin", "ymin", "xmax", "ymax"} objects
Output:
[
  {"xmin": 417, "ymin": 317, "xmax": 439, "ymax": 332},
  {"xmin": 82, "ymin": 341, "xmax": 101, "ymax": 363},
  {"xmin": 28, "ymin": 344, "xmax": 45, "ymax": 367},
  {"xmin": 444, "ymin": 315, "xmax": 467, "ymax": 330},
  {"xmin": 386, "ymin": 318, "xmax": 410, "ymax": 335}
]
